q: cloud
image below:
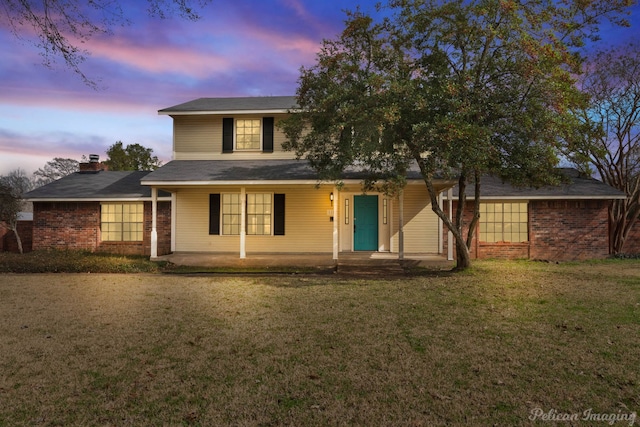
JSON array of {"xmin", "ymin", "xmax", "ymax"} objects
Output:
[
  {"xmin": 0, "ymin": 127, "xmax": 107, "ymax": 174},
  {"xmin": 85, "ymin": 32, "xmax": 233, "ymax": 78}
]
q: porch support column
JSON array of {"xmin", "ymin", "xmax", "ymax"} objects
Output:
[
  {"xmin": 151, "ymin": 187, "xmax": 158, "ymax": 259},
  {"xmin": 398, "ymin": 190, "xmax": 404, "ymax": 260},
  {"xmin": 170, "ymin": 192, "xmax": 176, "ymax": 252},
  {"xmin": 332, "ymin": 187, "xmax": 339, "ymax": 260},
  {"xmin": 447, "ymin": 188, "xmax": 454, "ymax": 261},
  {"xmin": 438, "ymin": 191, "xmax": 443, "ymax": 254},
  {"xmin": 240, "ymin": 187, "xmax": 246, "ymax": 259}
]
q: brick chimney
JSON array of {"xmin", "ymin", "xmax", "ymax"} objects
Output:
[{"xmin": 79, "ymin": 154, "xmax": 108, "ymax": 172}]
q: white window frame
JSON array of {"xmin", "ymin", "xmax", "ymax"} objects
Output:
[
  {"xmin": 234, "ymin": 118, "xmax": 262, "ymax": 151},
  {"xmin": 246, "ymin": 193, "xmax": 273, "ymax": 236},
  {"xmin": 221, "ymin": 193, "xmax": 241, "ymax": 236},
  {"xmin": 101, "ymin": 202, "xmax": 144, "ymax": 242},
  {"xmin": 479, "ymin": 201, "xmax": 529, "ymax": 243},
  {"xmin": 219, "ymin": 192, "xmax": 274, "ymax": 236}
]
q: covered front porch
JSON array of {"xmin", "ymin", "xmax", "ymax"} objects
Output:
[{"xmin": 142, "ymin": 159, "xmax": 457, "ymax": 261}]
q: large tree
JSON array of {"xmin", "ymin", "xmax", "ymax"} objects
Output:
[
  {"xmin": 104, "ymin": 141, "xmax": 162, "ymax": 171},
  {"xmin": 567, "ymin": 42, "xmax": 640, "ymax": 254},
  {"xmin": 279, "ymin": 0, "xmax": 632, "ymax": 270},
  {"xmin": 0, "ymin": 0, "xmax": 210, "ymax": 87},
  {"xmin": 33, "ymin": 157, "xmax": 79, "ymax": 186}
]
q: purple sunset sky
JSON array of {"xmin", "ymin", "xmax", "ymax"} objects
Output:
[{"xmin": 0, "ymin": 0, "xmax": 638, "ymax": 176}]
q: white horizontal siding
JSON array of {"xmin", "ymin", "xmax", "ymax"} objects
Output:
[
  {"xmin": 172, "ymin": 114, "xmax": 297, "ymax": 160},
  {"xmin": 391, "ymin": 186, "xmax": 440, "ymax": 253},
  {"xmin": 174, "ymin": 186, "xmax": 334, "ymax": 253}
]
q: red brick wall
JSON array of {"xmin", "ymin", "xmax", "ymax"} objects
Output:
[
  {"xmin": 443, "ymin": 199, "xmax": 611, "ymax": 261},
  {"xmin": 32, "ymin": 201, "xmax": 171, "ymax": 256},
  {"xmin": 529, "ymin": 200, "xmax": 610, "ymax": 260},
  {"xmin": 33, "ymin": 202, "xmax": 100, "ymax": 251}
]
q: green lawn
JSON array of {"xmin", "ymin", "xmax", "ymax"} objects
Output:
[{"xmin": 0, "ymin": 260, "xmax": 638, "ymax": 426}]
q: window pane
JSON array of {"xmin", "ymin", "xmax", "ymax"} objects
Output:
[{"xmin": 236, "ymin": 119, "xmax": 261, "ymax": 150}]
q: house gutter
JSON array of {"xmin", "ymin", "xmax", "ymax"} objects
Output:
[
  {"xmin": 24, "ymin": 197, "xmax": 173, "ymax": 203},
  {"xmin": 159, "ymin": 109, "xmax": 292, "ymax": 116},
  {"xmin": 140, "ymin": 179, "xmax": 457, "ymax": 188},
  {"xmin": 444, "ymin": 195, "xmax": 626, "ymax": 200}
]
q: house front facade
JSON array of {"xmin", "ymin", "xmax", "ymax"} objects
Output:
[
  {"xmin": 141, "ymin": 96, "xmax": 454, "ymax": 260},
  {"xmin": 21, "ymin": 96, "xmax": 631, "ymax": 262}
]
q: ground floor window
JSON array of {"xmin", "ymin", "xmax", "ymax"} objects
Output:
[
  {"xmin": 247, "ymin": 193, "xmax": 271, "ymax": 235},
  {"xmin": 211, "ymin": 193, "xmax": 284, "ymax": 236},
  {"xmin": 479, "ymin": 202, "xmax": 528, "ymax": 243},
  {"xmin": 222, "ymin": 193, "xmax": 241, "ymax": 235},
  {"xmin": 101, "ymin": 203, "xmax": 144, "ymax": 241}
]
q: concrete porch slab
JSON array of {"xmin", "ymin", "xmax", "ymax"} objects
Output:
[{"xmin": 156, "ymin": 252, "xmax": 454, "ymax": 272}]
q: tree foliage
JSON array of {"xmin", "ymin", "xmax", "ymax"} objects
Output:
[
  {"xmin": 0, "ymin": 0, "xmax": 211, "ymax": 87},
  {"xmin": 279, "ymin": 0, "xmax": 632, "ymax": 270},
  {"xmin": 1, "ymin": 168, "xmax": 35, "ymax": 197},
  {"xmin": 33, "ymin": 157, "xmax": 79, "ymax": 186},
  {"xmin": 104, "ymin": 141, "xmax": 162, "ymax": 171},
  {"xmin": 566, "ymin": 42, "xmax": 640, "ymax": 254}
]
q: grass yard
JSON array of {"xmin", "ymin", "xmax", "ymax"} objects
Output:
[{"xmin": 0, "ymin": 260, "xmax": 638, "ymax": 426}]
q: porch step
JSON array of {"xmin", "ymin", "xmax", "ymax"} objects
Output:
[{"xmin": 336, "ymin": 257, "xmax": 405, "ymax": 276}]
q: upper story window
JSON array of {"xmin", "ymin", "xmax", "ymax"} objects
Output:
[
  {"xmin": 236, "ymin": 119, "xmax": 261, "ymax": 150},
  {"xmin": 223, "ymin": 117, "xmax": 274, "ymax": 153}
]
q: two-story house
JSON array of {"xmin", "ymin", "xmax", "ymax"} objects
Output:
[
  {"xmin": 141, "ymin": 96, "xmax": 454, "ymax": 260},
  {"xmin": 23, "ymin": 96, "xmax": 628, "ymax": 261}
]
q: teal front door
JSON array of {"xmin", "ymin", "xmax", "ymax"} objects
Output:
[{"xmin": 354, "ymin": 195, "xmax": 378, "ymax": 251}]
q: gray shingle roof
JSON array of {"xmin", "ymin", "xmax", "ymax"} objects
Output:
[
  {"xmin": 159, "ymin": 96, "xmax": 299, "ymax": 114},
  {"xmin": 140, "ymin": 160, "xmax": 429, "ymax": 183},
  {"xmin": 24, "ymin": 171, "xmax": 170, "ymax": 200},
  {"xmin": 450, "ymin": 168, "xmax": 625, "ymax": 199},
  {"xmin": 23, "ymin": 164, "xmax": 624, "ymax": 201}
]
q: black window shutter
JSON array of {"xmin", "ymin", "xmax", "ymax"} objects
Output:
[
  {"xmin": 209, "ymin": 194, "xmax": 220, "ymax": 235},
  {"xmin": 222, "ymin": 118, "xmax": 234, "ymax": 153},
  {"xmin": 274, "ymin": 193, "xmax": 285, "ymax": 235},
  {"xmin": 263, "ymin": 117, "xmax": 274, "ymax": 153}
]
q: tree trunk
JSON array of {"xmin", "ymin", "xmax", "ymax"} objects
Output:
[
  {"xmin": 421, "ymin": 171, "xmax": 473, "ymax": 271},
  {"xmin": 9, "ymin": 222, "xmax": 23, "ymax": 254},
  {"xmin": 466, "ymin": 172, "xmax": 481, "ymax": 249},
  {"xmin": 14, "ymin": 229, "xmax": 23, "ymax": 255},
  {"xmin": 454, "ymin": 239, "xmax": 472, "ymax": 270},
  {"xmin": 609, "ymin": 197, "xmax": 640, "ymax": 254}
]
